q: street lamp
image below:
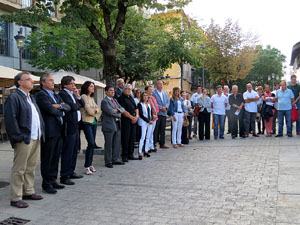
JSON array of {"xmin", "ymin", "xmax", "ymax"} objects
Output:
[
  {"xmin": 14, "ymin": 28, "xmax": 25, "ymax": 71},
  {"xmin": 200, "ymin": 45, "xmax": 206, "ymax": 88},
  {"xmin": 268, "ymin": 73, "xmax": 279, "ymax": 90}
]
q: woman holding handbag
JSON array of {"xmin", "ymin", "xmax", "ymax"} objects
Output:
[
  {"xmin": 80, "ymin": 81, "xmax": 101, "ymax": 175},
  {"xmin": 197, "ymin": 89, "xmax": 211, "ymax": 140}
]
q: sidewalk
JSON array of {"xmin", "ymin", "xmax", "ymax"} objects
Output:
[{"xmin": 0, "ymin": 125, "xmax": 300, "ymax": 224}]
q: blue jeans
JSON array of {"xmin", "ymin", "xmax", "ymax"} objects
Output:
[
  {"xmin": 82, "ymin": 123, "xmax": 97, "ymax": 167},
  {"xmin": 213, "ymin": 114, "xmax": 225, "ymax": 138},
  {"xmin": 278, "ymin": 110, "xmax": 292, "ymax": 136}
]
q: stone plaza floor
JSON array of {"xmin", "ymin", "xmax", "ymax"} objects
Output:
[{"xmin": 0, "ymin": 126, "xmax": 300, "ymax": 225}]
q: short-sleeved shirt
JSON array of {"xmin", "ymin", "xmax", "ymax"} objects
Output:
[
  {"xmin": 243, "ymin": 90, "xmax": 259, "ymax": 113},
  {"xmin": 288, "ymin": 84, "xmax": 300, "ymax": 99},
  {"xmin": 210, "ymin": 94, "xmax": 228, "ymax": 115},
  {"xmin": 276, "ymin": 89, "xmax": 294, "ymax": 111}
]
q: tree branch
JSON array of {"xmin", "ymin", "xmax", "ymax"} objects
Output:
[
  {"xmin": 87, "ymin": 23, "xmax": 106, "ymax": 49},
  {"xmin": 99, "ymin": 0, "xmax": 113, "ymax": 39},
  {"xmin": 113, "ymin": 0, "xmax": 128, "ymax": 38}
]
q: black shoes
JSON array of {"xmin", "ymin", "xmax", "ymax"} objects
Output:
[
  {"xmin": 275, "ymin": 135, "xmax": 283, "ymax": 137},
  {"xmin": 43, "ymin": 187, "xmax": 57, "ymax": 194},
  {"xmin": 52, "ymin": 183, "xmax": 65, "ymax": 189},
  {"xmin": 128, "ymin": 157, "xmax": 139, "ymax": 160},
  {"xmin": 60, "ymin": 179, "xmax": 75, "ymax": 185},
  {"xmin": 219, "ymin": 136, "xmax": 224, "ymax": 139},
  {"xmin": 112, "ymin": 161, "xmax": 125, "ymax": 165},
  {"xmin": 144, "ymin": 152, "xmax": 151, "ymax": 158},
  {"xmin": 105, "ymin": 164, "xmax": 113, "ymax": 168},
  {"xmin": 70, "ymin": 173, "xmax": 83, "ymax": 179},
  {"xmin": 122, "ymin": 157, "xmax": 128, "ymax": 162}
]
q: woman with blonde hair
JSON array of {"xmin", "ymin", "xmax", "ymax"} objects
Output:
[{"xmin": 169, "ymin": 87, "xmax": 187, "ymax": 148}]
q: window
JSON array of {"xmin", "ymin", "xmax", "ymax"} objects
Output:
[{"xmin": 0, "ymin": 23, "xmax": 9, "ymax": 56}]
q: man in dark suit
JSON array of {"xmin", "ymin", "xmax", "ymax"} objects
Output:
[
  {"xmin": 36, "ymin": 74, "xmax": 71, "ymax": 194},
  {"xmin": 59, "ymin": 76, "xmax": 85, "ymax": 185},
  {"xmin": 101, "ymin": 85, "xmax": 126, "ymax": 168}
]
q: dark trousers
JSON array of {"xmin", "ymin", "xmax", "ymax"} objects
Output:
[
  {"xmin": 104, "ymin": 127, "xmax": 121, "ymax": 165},
  {"xmin": 257, "ymin": 116, "xmax": 265, "ymax": 133},
  {"xmin": 245, "ymin": 111, "xmax": 256, "ymax": 134},
  {"xmin": 272, "ymin": 109, "xmax": 277, "ymax": 133},
  {"xmin": 41, "ymin": 136, "xmax": 62, "ymax": 188},
  {"xmin": 187, "ymin": 115, "xmax": 192, "ymax": 137},
  {"xmin": 61, "ymin": 131, "xmax": 79, "ymax": 179},
  {"xmin": 198, "ymin": 109, "xmax": 211, "ymax": 140},
  {"xmin": 225, "ymin": 110, "xmax": 231, "ymax": 132},
  {"xmin": 82, "ymin": 123, "xmax": 97, "ymax": 168},
  {"xmin": 230, "ymin": 110, "xmax": 245, "ymax": 137},
  {"xmin": 121, "ymin": 119, "xmax": 136, "ymax": 159},
  {"xmin": 154, "ymin": 115, "xmax": 167, "ymax": 147}
]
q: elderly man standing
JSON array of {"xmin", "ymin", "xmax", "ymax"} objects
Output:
[
  {"xmin": 275, "ymin": 81, "xmax": 295, "ymax": 137},
  {"xmin": 152, "ymin": 80, "xmax": 169, "ymax": 149},
  {"xmin": 4, "ymin": 72, "xmax": 45, "ymax": 208},
  {"xmin": 243, "ymin": 83, "xmax": 259, "ymax": 137},
  {"xmin": 114, "ymin": 78, "xmax": 124, "ymax": 99},
  {"xmin": 117, "ymin": 84, "xmax": 139, "ymax": 162},
  {"xmin": 36, "ymin": 74, "xmax": 70, "ymax": 194},
  {"xmin": 101, "ymin": 85, "xmax": 126, "ymax": 168}
]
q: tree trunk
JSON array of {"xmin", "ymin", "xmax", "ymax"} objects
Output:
[
  {"xmin": 102, "ymin": 43, "xmax": 117, "ymax": 86},
  {"xmin": 180, "ymin": 62, "xmax": 183, "ymax": 90}
]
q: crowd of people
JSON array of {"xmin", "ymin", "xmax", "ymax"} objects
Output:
[{"xmin": 4, "ymin": 71, "xmax": 300, "ymax": 209}]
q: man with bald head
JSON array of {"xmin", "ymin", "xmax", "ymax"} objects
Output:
[
  {"xmin": 152, "ymin": 80, "xmax": 169, "ymax": 149},
  {"xmin": 243, "ymin": 83, "xmax": 259, "ymax": 137}
]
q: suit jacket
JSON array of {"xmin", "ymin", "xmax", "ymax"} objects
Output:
[
  {"xmin": 59, "ymin": 89, "xmax": 85, "ymax": 136},
  {"xmin": 36, "ymin": 88, "xmax": 71, "ymax": 138},
  {"xmin": 114, "ymin": 88, "xmax": 122, "ymax": 99},
  {"xmin": 101, "ymin": 96, "xmax": 125, "ymax": 132},
  {"xmin": 152, "ymin": 89, "xmax": 169, "ymax": 116},
  {"xmin": 4, "ymin": 89, "xmax": 45, "ymax": 148}
]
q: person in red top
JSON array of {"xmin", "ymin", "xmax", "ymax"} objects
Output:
[
  {"xmin": 145, "ymin": 85, "xmax": 159, "ymax": 152},
  {"xmin": 262, "ymin": 84, "xmax": 276, "ymax": 137}
]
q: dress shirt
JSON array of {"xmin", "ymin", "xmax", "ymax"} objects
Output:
[
  {"xmin": 18, "ymin": 88, "xmax": 41, "ymax": 140},
  {"xmin": 243, "ymin": 90, "xmax": 259, "ymax": 113},
  {"xmin": 191, "ymin": 92, "xmax": 202, "ymax": 104},
  {"xmin": 177, "ymin": 100, "xmax": 183, "ymax": 112},
  {"xmin": 64, "ymin": 88, "xmax": 81, "ymax": 122},
  {"xmin": 157, "ymin": 90, "xmax": 164, "ymax": 102},
  {"xmin": 211, "ymin": 94, "xmax": 228, "ymax": 115}
]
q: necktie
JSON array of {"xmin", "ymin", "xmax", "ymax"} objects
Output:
[{"xmin": 111, "ymin": 98, "xmax": 116, "ymax": 107}]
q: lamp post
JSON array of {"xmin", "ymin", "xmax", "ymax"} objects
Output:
[
  {"xmin": 200, "ymin": 45, "xmax": 206, "ymax": 88},
  {"xmin": 14, "ymin": 28, "xmax": 25, "ymax": 71},
  {"xmin": 268, "ymin": 73, "xmax": 279, "ymax": 90}
]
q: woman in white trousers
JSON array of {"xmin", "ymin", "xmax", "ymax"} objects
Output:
[
  {"xmin": 137, "ymin": 92, "xmax": 153, "ymax": 159},
  {"xmin": 169, "ymin": 87, "xmax": 187, "ymax": 148}
]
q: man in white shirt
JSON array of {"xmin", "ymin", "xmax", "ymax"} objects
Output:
[
  {"xmin": 4, "ymin": 72, "xmax": 45, "ymax": 208},
  {"xmin": 243, "ymin": 83, "xmax": 259, "ymax": 137},
  {"xmin": 211, "ymin": 85, "xmax": 228, "ymax": 139},
  {"xmin": 191, "ymin": 85, "xmax": 202, "ymax": 137}
]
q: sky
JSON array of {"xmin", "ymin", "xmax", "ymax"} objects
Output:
[{"xmin": 183, "ymin": 0, "xmax": 300, "ymax": 79}]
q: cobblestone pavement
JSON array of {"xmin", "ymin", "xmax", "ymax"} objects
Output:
[{"xmin": 0, "ymin": 127, "xmax": 300, "ymax": 225}]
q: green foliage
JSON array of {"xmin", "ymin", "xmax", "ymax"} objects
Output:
[
  {"xmin": 25, "ymin": 24, "xmax": 102, "ymax": 73},
  {"xmin": 204, "ymin": 19, "xmax": 258, "ymax": 85},
  {"xmin": 117, "ymin": 9, "xmax": 160, "ymax": 83},
  {"xmin": 235, "ymin": 45, "xmax": 286, "ymax": 91}
]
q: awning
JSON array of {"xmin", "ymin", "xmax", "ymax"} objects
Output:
[
  {"xmin": 50, "ymin": 70, "xmax": 106, "ymax": 89},
  {"xmin": 0, "ymin": 65, "xmax": 40, "ymax": 86}
]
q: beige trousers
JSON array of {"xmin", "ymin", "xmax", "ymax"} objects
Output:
[{"xmin": 10, "ymin": 140, "xmax": 40, "ymax": 201}]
